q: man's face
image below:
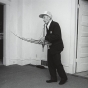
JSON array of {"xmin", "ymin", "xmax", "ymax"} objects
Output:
[{"xmin": 43, "ymin": 15, "xmax": 51, "ymax": 24}]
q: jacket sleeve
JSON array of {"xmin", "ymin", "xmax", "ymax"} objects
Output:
[{"xmin": 45, "ymin": 23, "xmax": 62, "ymax": 43}]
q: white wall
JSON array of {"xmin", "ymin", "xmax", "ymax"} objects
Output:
[
  {"xmin": 21, "ymin": 0, "xmax": 76, "ymax": 73},
  {"xmin": 0, "ymin": 0, "xmax": 18, "ymax": 65},
  {"xmin": 9, "ymin": 0, "xmax": 18, "ymax": 64},
  {"xmin": 2, "ymin": 0, "xmax": 77, "ymax": 73}
]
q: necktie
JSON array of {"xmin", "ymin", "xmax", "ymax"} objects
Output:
[
  {"xmin": 46, "ymin": 25, "xmax": 50, "ymax": 49},
  {"xmin": 43, "ymin": 24, "xmax": 46, "ymax": 37},
  {"xmin": 42, "ymin": 24, "xmax": 46, "ymax": 51}
]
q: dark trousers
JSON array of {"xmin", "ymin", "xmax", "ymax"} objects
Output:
[{"xmin": 47, "ymin": 50, "xmax": 67, "ymax": 80}]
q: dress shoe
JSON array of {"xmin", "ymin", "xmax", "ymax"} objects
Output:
[
  {"xmin": 46, "ymin": 79, "xmax": 57, "ymax": 83},
  {"xmin": 59, "ymin": 79, "xmax": 67, "ymax": 85}
]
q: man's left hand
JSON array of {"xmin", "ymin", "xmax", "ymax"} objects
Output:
[{"xmin": 39, "ymin": 37, "xmax": 45, "ymax": 43}]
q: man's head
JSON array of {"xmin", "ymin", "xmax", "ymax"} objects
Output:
[{"xmin": 39, "ymin": 11, "xmax": 52, "ymax": 24}]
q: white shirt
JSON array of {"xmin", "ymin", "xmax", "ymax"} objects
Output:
[
  {"xmin": 43, "ymin": 19, "xmax": 52, "ymax": 36},
  {"xmin": 47, "ymin": 19, "xmax": 52, "ymax": 30},
  {"xmin": 45, "ymin": 19, "xmax": 52, "ymax": 49}
]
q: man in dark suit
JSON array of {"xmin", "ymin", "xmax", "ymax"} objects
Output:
[{"xmin": 39, "ymin": 11, "xmax": 68, "ymax": 85}]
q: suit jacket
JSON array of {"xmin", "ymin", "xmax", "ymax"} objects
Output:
[{"xmin": 45, "ymin": 20, "xmax": 64, "ymax": 54}]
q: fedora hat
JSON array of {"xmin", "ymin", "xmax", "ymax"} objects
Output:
[{"xmin": 39, "ymin": 11, "xmax": 52, "ymax": 18}]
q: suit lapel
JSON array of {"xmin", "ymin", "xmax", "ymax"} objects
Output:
[
  {"xmin": 46, "ymin": 21, "xmax": 54, "ymax": 35},
  {"xmin": 49, "ymin": 21, "xmax": 53, "ymax": 30},
  {"xmin": 48, "ymin": 21, "xmax": 53, "ymax": 34}
]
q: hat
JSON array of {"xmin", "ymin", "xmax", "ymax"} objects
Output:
[{"xmin": 39, "ymin": 11, "xmax": 52, "ymax": 18}]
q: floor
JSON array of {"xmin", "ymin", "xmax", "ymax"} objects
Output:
[
  {"xmin": 0, "ymin": 59, "xmax": 88, "ymax": 78},
  {"xmin": 74, "ymin": 71, "xmax": 88, "ymax": 78},
  {"xmin": 0, "ymin": 64, "xmax": 88, "ymax": 88}
]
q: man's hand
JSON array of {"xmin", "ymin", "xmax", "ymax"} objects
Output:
[{"xmin": 39, "ymin": 37, "xmax": 45, "ymax": 44}]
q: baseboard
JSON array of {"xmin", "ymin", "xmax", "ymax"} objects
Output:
[{"xmin": 8, "ymin": 58, "xmax": 75, "ymax": 74}]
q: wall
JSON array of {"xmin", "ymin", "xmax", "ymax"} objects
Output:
[
  {"xmin": 2, "ymin": 0, "xmax": 77, "ymax": 73},
  {"xmin": 0, "ymin": 0, "xmax": 18, "ymax": 65},
  {"xmin": 9, "ymin": 0, "xmax": 18, "ymax": 64},
  {"xmin": 21, "ymin": 0, "xmax": 77, "ymax": 73},
  {"xmin": 1, "ymin": 0, "xmax": 23, "ymax": 65}
]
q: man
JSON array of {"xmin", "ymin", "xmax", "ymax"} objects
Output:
[{"xmin": 39, "ymin": 11, "xmax": 68, "ymax": 85}]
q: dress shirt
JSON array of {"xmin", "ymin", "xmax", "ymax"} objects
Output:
[{"xmin": 47, "ymin": 19, "xmax": 52, "ymax": 30}]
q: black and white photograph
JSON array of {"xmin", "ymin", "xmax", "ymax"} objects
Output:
[{"xmin": 0, "ymin": 0, "xmax": 88, "ymax": 88}]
